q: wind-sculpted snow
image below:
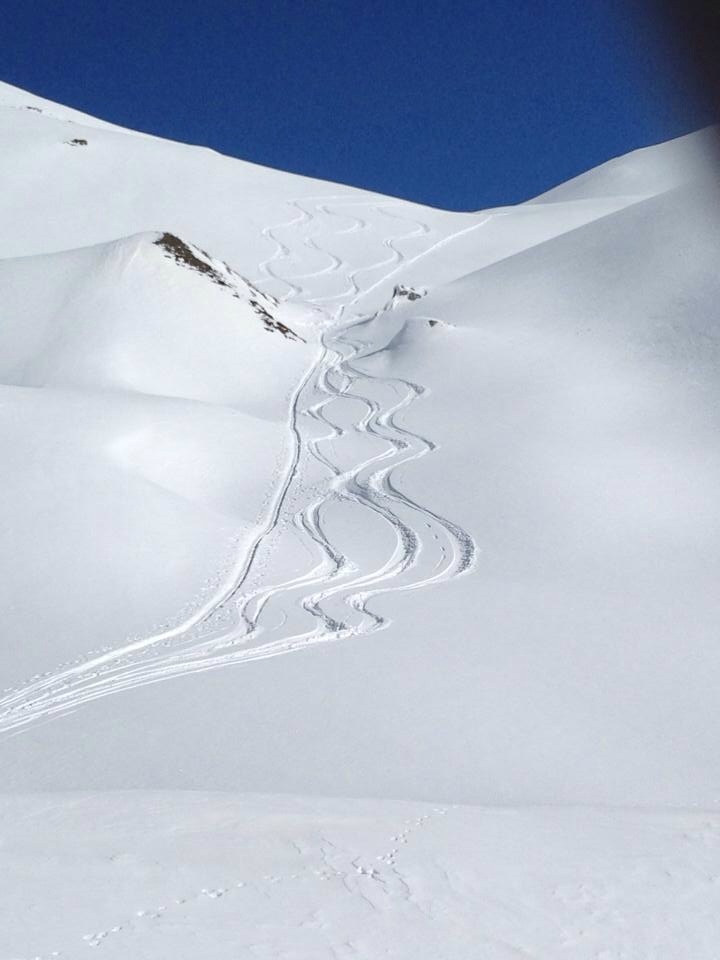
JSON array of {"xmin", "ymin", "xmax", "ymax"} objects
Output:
[{"xmin": 0, "ymin": 198, "xmax": 476, "ymax": 734}]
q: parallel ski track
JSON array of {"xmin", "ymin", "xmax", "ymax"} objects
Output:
[{"xmin": 0, "ymin": 197, "xmax": 479, "ymax": 734}]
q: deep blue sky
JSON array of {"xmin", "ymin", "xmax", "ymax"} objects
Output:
[{"xmin": 0, "ymin": 0, "xmax": 711, "ymax": 209}]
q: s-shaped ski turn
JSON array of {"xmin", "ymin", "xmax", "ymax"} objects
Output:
[{"xmin": 0, "ymin": 198, "xmax": 478, "ymax": 734}]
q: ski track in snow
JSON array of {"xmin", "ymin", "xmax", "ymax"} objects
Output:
[{"xmin": 0, "ymin": 197, "xmax": 478, "ymax": 734}]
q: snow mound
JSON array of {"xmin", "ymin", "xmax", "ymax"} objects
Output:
[
  {"xmin": 0, "ymin": 229, "xmax": 319, "ymax": 682},
  {"xmin": 0, "ymin": 231, "xmax": 317, "ymax": 414}
]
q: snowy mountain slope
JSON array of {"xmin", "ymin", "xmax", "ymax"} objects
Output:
[
  {"xmin": 0, "ymin": 80, "xmax": 157, "ymax": 135},
  {"xmin": 0, "ymin": 231, "xmax": 313, "ymax": 409},
  {"xmin": 1, "ymin": 81, "xmax": 719, "ymax": 959},
  {"xmin": 10, "ymin": 170, "xmax": 718, "ymax": 805},
  {"xmin": 0, "ymin": 229, "xmax": 319, "ymax": 683},
  {"xmin": 342, "ymin": 175, "xmax": 720, "ymax": 806},
  {"xmin": 1, "ymin": 387, "xmax": 283, "ymax": 681},
  {"xmin": 0, "ymin": 79, "xmax": 476, "ymax": 269},
  {"xmin": 2, "ymin": 122, "xmax": 716, "ymax": 802},
  {"xmin": 534, "ymin": 125, "xmax": 719, "ymax": 202}
]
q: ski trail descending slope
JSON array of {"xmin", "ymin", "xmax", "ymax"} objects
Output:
[{"xmin": 0, "ymin": 198, "xmax": 478, "ymax": 733}]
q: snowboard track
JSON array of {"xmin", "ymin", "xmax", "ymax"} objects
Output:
[{"xmin": 0, "ymin": 197, "xmax": 478, "ymax": 734}]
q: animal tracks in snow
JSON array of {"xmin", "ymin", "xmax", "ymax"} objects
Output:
[
  {"xmin": 0, "ymin": 196, "xmax": 477, "ymax": 734},
  {"xmin": 11, "ymin": 807, "xmax": 454, "ymax": 958},
  {"xmin": 8, "ymin": 800, "xmax": 720, "ymax": 960}
]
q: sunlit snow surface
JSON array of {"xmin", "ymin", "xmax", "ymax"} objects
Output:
[
  {"xmin": 4, "ymin": 793, "xmax": 720, "ymax": 960},
  {"xmin": 0, "ymin": 81, "xmax": 719, "ymax": 957}
]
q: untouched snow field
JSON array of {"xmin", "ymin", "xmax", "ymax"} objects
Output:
[{"xmin": 1, "ymin": 81, "xmax": 719, "ymax": 957}]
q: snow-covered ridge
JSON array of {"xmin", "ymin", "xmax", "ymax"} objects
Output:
[
  {"xmin": 0, "ymin": 229, "xmax": 314, "ymax": 407},
  {"xmin": 152, "ymin": 231, "xmax": 304, "ymax": 341},
  {"xmin": 532, "ymin": 125, "xmax": 720, "ymax": 203},
  {"xmin": 0, "ymin": 79, "xmax": 157, "ymax": 136}
]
